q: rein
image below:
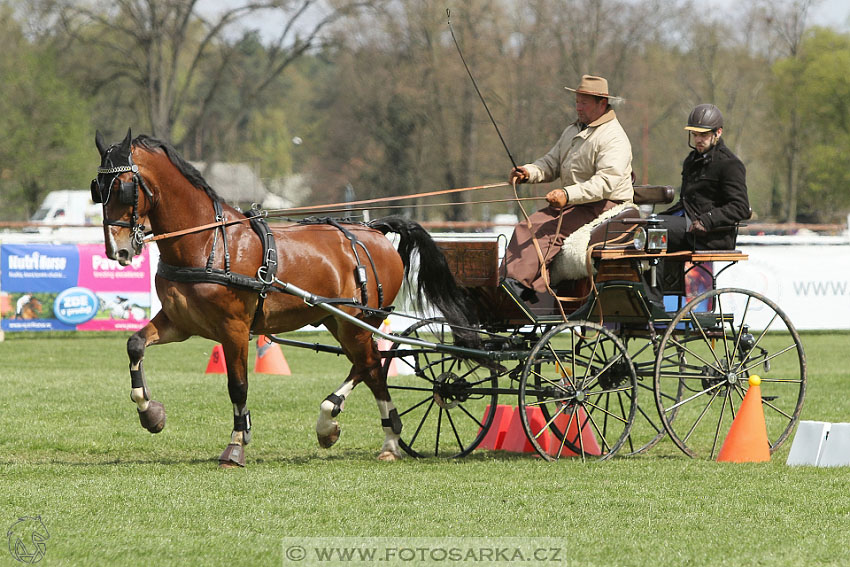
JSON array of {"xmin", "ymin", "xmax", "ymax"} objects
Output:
[{"xmin": 145, "ymin": 182, "xmax": 519, "ymax": 243}]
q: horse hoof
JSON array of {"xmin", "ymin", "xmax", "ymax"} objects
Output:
[
  {"xmin": 377, "ymin": 450, "xmax": 401, "ymax": 462},
  {"xmin": 317, "ymin": 425, "xmax": 340, "ymax": 448},
  {"xmin": 218, "ymin": 443, "xmax": 246, "ymax": 468},
  {"xmin": 138, "ymin": 401, "xmax": 166, "ymax": 433}
]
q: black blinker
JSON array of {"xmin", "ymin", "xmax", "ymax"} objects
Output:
[
  {"xmin": 90, "ymin": 179, "xmax": 102, "ymax": 204},
  {"xmin": 119, "ymin": 180, "xmax": 136, "ymax": 205}
]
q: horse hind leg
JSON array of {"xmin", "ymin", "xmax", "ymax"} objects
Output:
[
  {"xmin": 316, "ymin": 379, "xmax": 355, "ymax": 448},
  {"xmin": 375, "ymin": 395, "xmax": 403, "ymax": 462},
  {"xmin": 315, "ymin": 371, "xmax": 402, "ymax": 460}
]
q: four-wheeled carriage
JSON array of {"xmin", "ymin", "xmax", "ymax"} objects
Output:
[{"xmin": 382, "ymin": 186, "xmax": 807, "ymax": 461}]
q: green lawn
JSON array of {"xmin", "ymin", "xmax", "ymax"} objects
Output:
[{"xmin": 1, "ymin": 332, "xmax": 849, "ymax": 566}]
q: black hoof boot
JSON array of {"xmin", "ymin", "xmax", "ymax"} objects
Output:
[{"xmin": 138, "ymin": 400, "xmax": 166, "ymax": 433}]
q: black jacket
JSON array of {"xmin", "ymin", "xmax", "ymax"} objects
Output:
[{"xmin": 661, "ymin": 138, "xmax": 750, "ymax": 250}]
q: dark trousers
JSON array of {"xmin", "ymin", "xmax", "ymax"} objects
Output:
[{"xmin": 656, "ymin": 214, "xmax": 694, "ymax": 252}]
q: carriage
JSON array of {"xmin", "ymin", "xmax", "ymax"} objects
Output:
[
  {"xmin": 365, "ymin": 186, "xmax": 807, "ymax": 461},
  {"xmin": 93, "ymin": 130, "xmax": 806, "ymax": 466}
]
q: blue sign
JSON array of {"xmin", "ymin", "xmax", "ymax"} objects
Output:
[
  {"xmin": 53, "ymin": 287, "xmax": 99, "ymax": 325},
  {"xmin": 1, "ymin": 244, "xmax": 79, "ymax": 292}
]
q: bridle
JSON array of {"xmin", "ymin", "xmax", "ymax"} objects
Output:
[{"xmin": 92, "ymin": 144, "xmax": 154, "ymax": 247}]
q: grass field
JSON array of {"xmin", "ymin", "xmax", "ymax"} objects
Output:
[{"xmin": 1, "ymin": 331, "xmax": 849, "ymax": 566}]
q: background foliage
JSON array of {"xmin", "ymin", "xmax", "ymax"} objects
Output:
[{"xmin": 2, "ymin": 0, "xmax": 849, "ymax": 224}]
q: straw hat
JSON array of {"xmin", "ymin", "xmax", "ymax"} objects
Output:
[{"xmin": 564, "ymin": 75, "xmax": 615, "ymax": 98}]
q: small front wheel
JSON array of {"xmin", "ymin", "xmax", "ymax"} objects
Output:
[
  {"xmin": 519, "ymin": 321, "xmax": 637, "ymax": 461},
  {"xmin": 384, "ymin": 320, "xmax": 498, "ymax": 458}
]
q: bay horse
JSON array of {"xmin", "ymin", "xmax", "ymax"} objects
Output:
[{"xmin": 93, "ymin": 129, "xmax": 477, "ymax": 466}]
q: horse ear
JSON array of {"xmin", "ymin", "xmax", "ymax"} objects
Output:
[
  {"xmin": 95, "ymin": 130, "xmax": 107, "ymax": 155},
  {"xmin": 121, "ymin": 127, "xmax": 133, "ymax": 148}
]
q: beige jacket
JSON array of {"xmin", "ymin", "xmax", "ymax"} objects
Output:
[{"xmin": 523, "ymin": 109, "xmax": 634, "ymax": 204}]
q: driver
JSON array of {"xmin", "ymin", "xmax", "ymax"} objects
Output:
[{"xmin": 502, "ymin": 75, "xmax": 634, "ymax": 293}]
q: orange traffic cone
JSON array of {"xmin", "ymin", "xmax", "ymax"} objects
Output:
[
  {"xmin": 377, "ymin": 319, "xmax": 399, "ymax": 377},
  {"xmin": 551, "ymin": 406, "xmax": 601, "ymax": 457},
  {"xmin": 717, "ymin": 375, "xmax": 770, "ymax": 463},
  {"xmin": 500, "ymin": 406, "xmax": 554, "ymax": 454},
  {"xmin": 254, "ymin": 335, "xmax": 291, "ymax": 375},
  {"xmin": 205, "ymin": 344, "xmax": 227, "ymax": 374},
  {"xmin": 477, "ymin": 404, "xmax": 515, "ymax": 450}
]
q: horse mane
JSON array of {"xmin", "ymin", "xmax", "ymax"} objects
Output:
[{"xmin": 133, "ymin": 135, "xmax": 223, "ymax": 203}]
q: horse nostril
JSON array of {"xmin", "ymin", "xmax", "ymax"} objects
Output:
[{"xmin": 116, "ymin": 249, "xmax": 132, "ymax": 265}]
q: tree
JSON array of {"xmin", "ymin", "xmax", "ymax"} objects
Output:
[
  {"xmin": 761, "ymin": 0, "xmax": 819, "ymax": 222},
  {"xmin": 773, "ymin": 27, "xmax": 850, "ymax": 221},
  {"xmin": 0, "ymin": 5, "xmax": 92, "ymax": 220},
  {"xmin": 45, "ymin": 0, "xmax": 376, "ymax": 152}
]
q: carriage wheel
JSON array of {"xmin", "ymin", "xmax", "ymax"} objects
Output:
[
  {"xmin": 519, "ymin": 321, "xmax": 637, "ymax": 461},
  {"xmin": 619, "ymin": 334, "xmax": 668, "ymax": 455},
  {"xmin": 383, "ymin": 320, "xmax": 498, "ymax": 458},
  {"xmin": 654, "ymin": 288, "xmax": 806, "ymax": 459}
]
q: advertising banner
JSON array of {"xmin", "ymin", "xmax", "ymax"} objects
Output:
[
  {"xmin": 716, "ymin": 244, "xmax": 850, "ymax": 330},
  {"xmin": 1, "ymin": 243, "xmax": 151, "ymax": 332}
]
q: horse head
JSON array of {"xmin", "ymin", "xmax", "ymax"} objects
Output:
[{"xmin": 93, "ymin": 128, "xmax": 155, "ymax": 265}]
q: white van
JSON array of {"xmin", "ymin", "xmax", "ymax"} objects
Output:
[{"xmin": 30, "ymin": 190, "xmax": 102, "ymax": 228}]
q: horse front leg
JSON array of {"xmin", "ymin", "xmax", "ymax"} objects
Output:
[
  {"xmin": 127, "ymin": 312, "xmax": 188, "ymax": 434},
  {"xmin": 218, "ymin": 339, "xmax": 252, "ymax": 468}
]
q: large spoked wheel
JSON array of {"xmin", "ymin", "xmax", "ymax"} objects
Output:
[
  {"xmin": 383, "ymin": 319, "xmax": 498, "ymax": 458},
  {"xmin": 519, "ymin": 321, "xmax": 637, "ymax": 461},
  {"xmin": 654, "ymin": 288, "xmax": 806, "ymax": 459}
]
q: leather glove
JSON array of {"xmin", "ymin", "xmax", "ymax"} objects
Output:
[
  {"xmin": 546, "ymin": 188, "xmax": 568, "ymax": 209},
  {"xmin": 509, "ymin": 166, "xmax": 529, "ymax": 184},
  {"xmin": 689, "ymin": 219, "xmax": 707, "ymax": 233}
]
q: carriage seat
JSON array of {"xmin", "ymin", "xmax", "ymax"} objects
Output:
[
  {"xmin": 548, "ymin": 202, "xmax": 639, "ymax": 282},
  {"xmin": 547, "ymin": 185, "xmax": 675, "ymax": 283}
]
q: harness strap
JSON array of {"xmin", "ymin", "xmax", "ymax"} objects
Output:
[
  {"xmin": 158, "ymin": 261, "xmax": 272, "ymax": 292},
  {"xmin": 302, "ymin": 217, "xmax": 383, "ymax": 308}
]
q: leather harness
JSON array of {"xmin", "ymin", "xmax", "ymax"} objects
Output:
[{"xmin": 156, "ymin": 210, "xmax": 384, "ymax": 331}]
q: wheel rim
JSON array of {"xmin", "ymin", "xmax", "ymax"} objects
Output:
[
  {"xmin": 519, "ymin": 321, "xmax": 637, "ymax": 461},
  {"xmin": 384, "ymin": 320, "xmax": 498, "ymax": 458},
  {"xmin": 654, "ymin": 288, "xmax": 806, "ymax": 459}
]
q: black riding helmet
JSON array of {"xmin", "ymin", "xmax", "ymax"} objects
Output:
[{"xmin": 685, "ymin": 104, "xmax": 723, "ymax": 133}]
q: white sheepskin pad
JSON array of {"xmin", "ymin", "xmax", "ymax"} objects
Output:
[{"xmin": 548, "ymin": 202, "xmax": 638, "ymax": 282}]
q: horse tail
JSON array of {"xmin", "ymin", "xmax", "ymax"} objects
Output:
[{"xmin": 369, "ymin": 216, "xmax": 479, "ymax": 348}]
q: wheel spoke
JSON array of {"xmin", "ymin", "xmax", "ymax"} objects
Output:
[
  {"xmin": 709, "ymin": 389, "xmax": 731, "ymax": 459},
  {"xmin": 689, "ymin": 311, "xmax": 727, "ymax": 370},
  {"xmin": 584, "ymin": 398, "xmax": 630, "ymax": 425},
  {"xmin": 407, "ymin": 398, "xmax": 435, "ymax": 447},
  {"xmin": 666, "ymin": 335, "xmax": 724, "ymax": 374},
  {"xmin": 682, "ymin": 387, "xmax": 722, "ymax": 443},
  {"xmin": 665, "ymin": 380, "xmax": 726, "ymax": 413},
  {"xmin": 739, "ymin": 344, "xmax": 798, "ymax": 375}
]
